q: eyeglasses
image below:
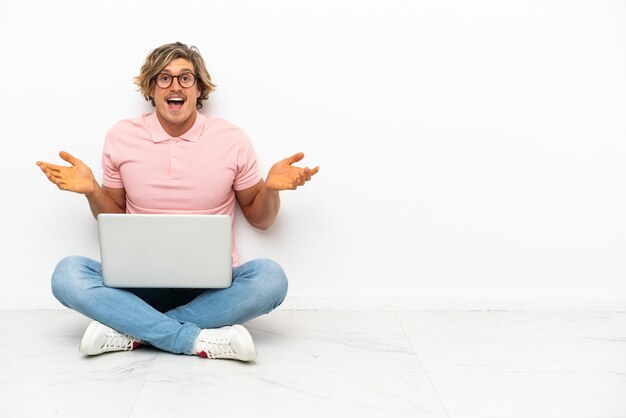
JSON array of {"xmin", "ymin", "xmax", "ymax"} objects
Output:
[{"xmin": 153, "ymin": 72, "xmax": 197, "ymax": 89}]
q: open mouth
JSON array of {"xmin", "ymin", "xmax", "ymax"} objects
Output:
[{"xmin": 166, "ymin": 97, "xmax": 185, "ymax": 111}]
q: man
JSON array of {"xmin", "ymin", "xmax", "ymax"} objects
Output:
[{"xmin": 36, "ymin": 42, "xmax": 318, "ymax": 362}]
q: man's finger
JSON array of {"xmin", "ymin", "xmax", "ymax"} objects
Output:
[
  {"xmin": 59, "ymin": 151, "xmax": 79, "ymax": 166},
  {"xmin": 45, "ymin": 172, "xmax": 62, "ymax": 185},
  {"xmin": 37, "ymin": 162, "xmax": 63, "ymax": 173},
  {"xmin": 46, "ymin": 169, "xmax": 62, "ymax": 180},
  {"xmin": 303, "ymin": 167, "xmax": 312, "ymax": 181},
  {"xmin": 285, "ymin": 152, "xmax": 305, "ymax": 165}
]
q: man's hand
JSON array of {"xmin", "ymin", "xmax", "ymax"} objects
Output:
[
  {"xmin": 36, "ymin": 151, "xmax": 97, "ymax": 195},
  {"xmin": 265, "ymin": 152, "xmax": 319, "ymax": 191}
]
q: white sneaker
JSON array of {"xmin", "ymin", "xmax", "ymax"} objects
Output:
[
  {"xmin": 79, "ymin": 321, "xmax": 141, "ymax": 356},
  {"xmin": 193, "ymin": 325, "xmax": 256, "ymax": 361}
]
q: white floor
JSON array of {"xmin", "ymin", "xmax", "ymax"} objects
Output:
[{"xmin": 0, "ymin": 309, "xmax": 625, "ymax": 418}]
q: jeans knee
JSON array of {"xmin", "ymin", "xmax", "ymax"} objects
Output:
[
  {"xmin": 51, "ymin": 256, "xmax": 75, "ymax": 300},
  {"xmin": 51, "ymin": 256, "xmax": 98, "ymax": 304},
  {"xmin": 257, "ymin": 259, "xmax": 288, "ymax": 307}
]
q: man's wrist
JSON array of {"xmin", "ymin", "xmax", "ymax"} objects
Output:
[
  {"xmin": 262, "ymin": 178, "xmax": 280, "ymax": 194},
  {"xmin": 84, "ymin": 181, "xmax": 100, "ymax": 199}
]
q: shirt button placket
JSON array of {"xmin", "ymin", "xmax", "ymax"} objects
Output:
[{"xmin": 170, "ymin": 140, "xmax": 178, "ymax": 180}]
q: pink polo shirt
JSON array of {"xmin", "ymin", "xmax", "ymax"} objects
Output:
[{"xmin": 101, "ymin": 112, "xmax": 262, "ymax": 266}]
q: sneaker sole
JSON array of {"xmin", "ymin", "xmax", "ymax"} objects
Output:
[{"xmin": 232, "ymin": 325, "xmax": 257, "ymax": 362}]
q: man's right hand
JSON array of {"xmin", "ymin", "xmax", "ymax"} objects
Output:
[{"xmin": 36, "ymin": 151, "xmax": 97, "ymax": 195}]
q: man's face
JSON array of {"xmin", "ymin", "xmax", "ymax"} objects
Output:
[{"xmin": 152, "ymin": 58, "xmax": 201, "ymax": 135}]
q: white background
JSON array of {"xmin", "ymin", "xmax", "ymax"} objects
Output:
[{"xmin": 1, "ymin": 0, "xmax": 625, "ymax": 310}]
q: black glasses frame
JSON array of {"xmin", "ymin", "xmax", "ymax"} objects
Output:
[{"xmin": 153, "ymin": 73, "xmax": 197, "ymax": 89}]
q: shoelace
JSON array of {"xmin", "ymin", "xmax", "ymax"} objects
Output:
[
  {"xmin": 103, "ymin": 329, "xmax": 137, "ymax": 351},
  {"xmin": 197, "ymin": 337, "xmax": 236, "ymax": 359}
]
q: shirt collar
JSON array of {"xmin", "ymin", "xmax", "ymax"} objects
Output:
[{"xmin": 147, "ymin": 111, "xmax": 205, "ymax": 143}]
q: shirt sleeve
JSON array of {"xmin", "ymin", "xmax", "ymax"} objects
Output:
[
  {"xmin": 233, "ymin": 129, "xmax": 262, "ymax": 191},
  {"xmin": 101, "ymin": 128, "xmax": 125, "ymax": 188}
]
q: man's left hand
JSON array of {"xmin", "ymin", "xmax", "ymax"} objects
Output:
[{"xmin": 266, "ymin": 152, "xmax": 319, "ymax": 191}]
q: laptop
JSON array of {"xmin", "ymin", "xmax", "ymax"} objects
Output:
[{"xmin": 97, "ymin": 214, "xmax": 233, "ymax": 288}]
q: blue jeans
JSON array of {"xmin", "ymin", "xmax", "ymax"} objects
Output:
[{"xmin": 51, "ymin": 256, "xmax": 288, "ymax": 355}]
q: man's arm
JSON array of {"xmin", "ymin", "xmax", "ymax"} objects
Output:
[
  {"xmin": 87, "ymin": 185, "xmax": 126, "ymax": 218},
  {"xmin": 236, "ymin": 180, "xmax": 280, "ymax": 231},
  {"xmin": 36, "ymin": 151, "xmax": 126, "ymax": 218},
  {"xmin": 236, "ymin": 152, "xmax": 319, "ymax": 230}
]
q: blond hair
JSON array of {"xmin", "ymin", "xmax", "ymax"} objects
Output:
[{"xmin": 134, "ymin": 42, "xmax": 217, "ymax": 109}]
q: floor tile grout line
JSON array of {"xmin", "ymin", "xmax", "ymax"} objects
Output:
[
  {"xmin": 127, "ymin": 351, "xmax": 158, "ymax": 418},
  {"xmin": 394, "ymin": 311, "xmax": 453, "ymax": 418}
]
